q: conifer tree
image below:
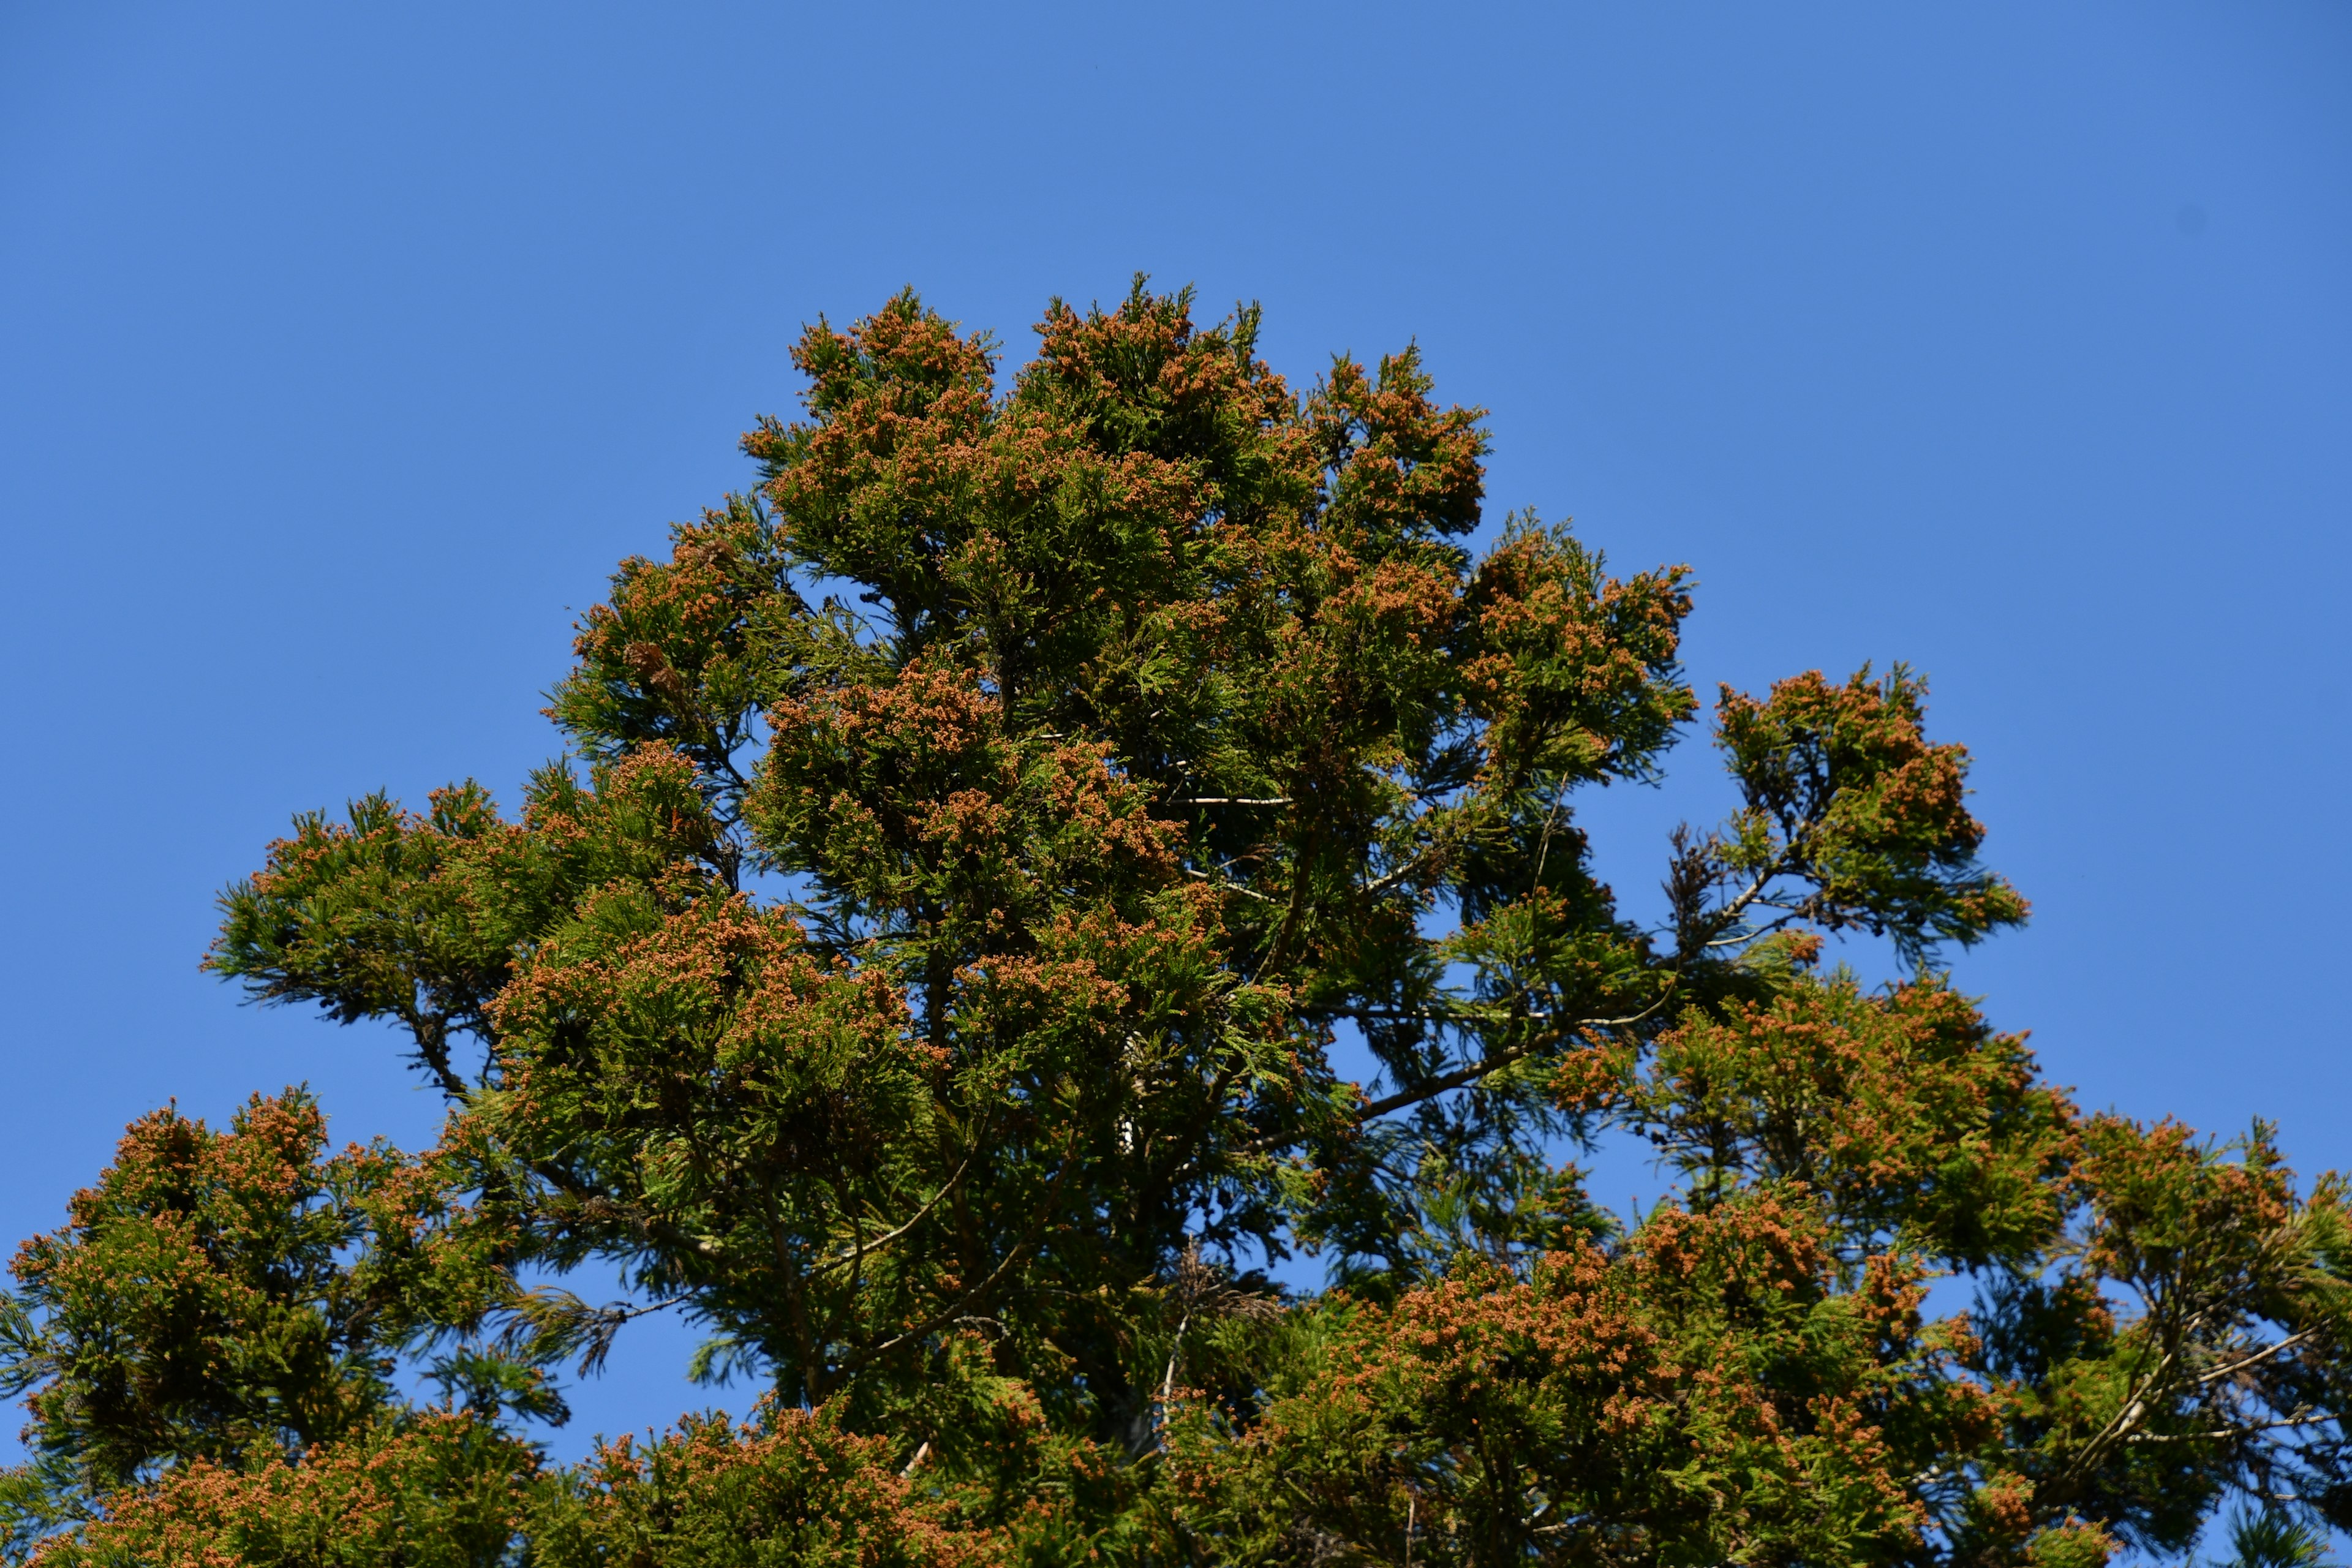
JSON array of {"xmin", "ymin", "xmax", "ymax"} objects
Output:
[{"xmin": 6, "ymin": 281, "xmax": 2347, "ymax": 1566}]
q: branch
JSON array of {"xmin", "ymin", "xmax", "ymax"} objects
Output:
[
  {"xmin": 2195, "ymin": 1330, "xmax": 2316, "ymax": 1387},
  {"xmin": 812, "ymin": 1154, "xmax": 974, "ymax": 1276},
  {"xmin": 501, "ymin": 1288, "xmax": 690, "ymax": 1376},
  {"xmin": 1251, "ymin": 864, "xmax": 1313, "ymax": 983},
  {"xmin": 830, "ymin": 1133, "xmax": 1084, "ymax": 1382},
  {"xmin": 1235, "ymin": 989, "xmax": 1676, "ymax": 1158},
  {"xmin": 1674, "ymin": 810, "xmax": 1828, "ymax": 959},
  {"xmin": 524, "ymin": 1158, "xmax": 715, "ymax": 1269},
  {"xmin": 1182, "ymin": 867, "xmax": 1280, "ymax": 906},
  {"xmin": 1702, "ymin": 908, "xmax": 1797, "ymax": 948},
  {"xmin": 1712, "ymin": 862, "xmax": 1786, "ymax": 933},
  {"xmin": 2130, "ymin": 1412, "xmax": 2337, "ymax": 1444},
  {"xmin": 1360, "ymin": 844, "xmax": 1442, "ymax": 899},
  {"xmin": 1351, "ymin": 1044, "xmax": 1545, "ymax": 1125},
  {"xmin": 2055, "ymin": 1307, "xmax": 2208, "ymax": 1490},
  {"xmin": 398, "ymin": 1007, "xmax": 473, "ymax": 1103},
  {"xmin": 1159, "ymin": 1310, "xmax": 1193, "ymax": 1412}
]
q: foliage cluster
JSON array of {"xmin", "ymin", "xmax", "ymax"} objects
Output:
[{"xmin": 6, "ymin": 282, "xmax": 2346, "ymax": 1566}]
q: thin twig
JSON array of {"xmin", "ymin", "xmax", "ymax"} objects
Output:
[
  {"xmin": 1234, "ymin": 989, "xmax": 1676, "ymax": 1158},
  {"xmin": 2130, "ymin": 1412, "xmax": 2335, "ymax": 1444},
  {"xmin": 2195, "ymin": 1330, "xmax": 2316, "ymax": 1387},
  {"xmin": 837, "ymin": 1133, "xmax": 1084, "ymax": 1376},
  {"xmin": 1182, "ymin": 867, "xmax": 1281, "ymax": 905},
  {"xmin": 813, "ymin": 1154, "xmax": 975, "ymax": 1275}
]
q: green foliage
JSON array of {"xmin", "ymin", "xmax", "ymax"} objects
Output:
[
  {"xmin": 1561, "ymin": 974, "xmax": 2077, "ymax": 1272},
  {"xmin": 10, "ymin": 280, "xmax": 2348, "ymax": 1564},
  {"xmin": 1699, "ymin": 665, "xmax": 2029, "ymax": 964},
  {"xmin": 1166, "ymin": 1204, "xmax": 1961, "ymax": 1564},
  {"xmin": 2209, "ymin": 1507, "xmax": 2342, "ymax": 1567},
  {"xmin": 526, "ymin": 1404, "xmax": 999, "ymax": 1568},
  {"xmin": 211, "ymin": 786, "xmax": 514, "ymax": 1096},
  {"xmin": 0, "ymin": 1088, "xmax": 546, "ymax": 1547},
  {"xmin": 29, "ymin": 1412, "xmax": 535, "ymax": 1568}
]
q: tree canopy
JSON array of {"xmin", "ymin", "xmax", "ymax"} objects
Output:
[{"xmin": 6, "ymin": 281, "xmax": 2346, "ymax": 1567}]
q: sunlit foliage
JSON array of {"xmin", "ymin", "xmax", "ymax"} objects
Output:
[{"xmin": 6, "ymin": 281, "xmax": 2343, "ymax": 1565}]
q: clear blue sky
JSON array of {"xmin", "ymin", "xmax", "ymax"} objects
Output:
[{"xmin": 4, "ymin": 2, "xmax": 2347, "ymax": 1467}]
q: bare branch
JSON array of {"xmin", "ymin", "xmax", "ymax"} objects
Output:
[
  {"xmin": 2195, "ymin": 1330, "xmax": 2317, "ymax": 1388},
  {"xmin": 2130, "ymin": 1412, "xmax": 2337, "ymax": 1444}
]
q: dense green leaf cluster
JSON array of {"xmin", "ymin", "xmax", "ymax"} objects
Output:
[{"xmin": 6, "ymin": 281, "xmax": 2346, "ymax": 1565}]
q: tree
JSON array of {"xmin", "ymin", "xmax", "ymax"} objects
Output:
[{"xmin": 5, "ymin": 279, "xmax": 2346, "ymax": 1565}]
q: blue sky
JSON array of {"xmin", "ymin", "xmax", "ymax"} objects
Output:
[{"xmin": 3, "ymin": 2, "xmax": 2347, "ymax": 1470}]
